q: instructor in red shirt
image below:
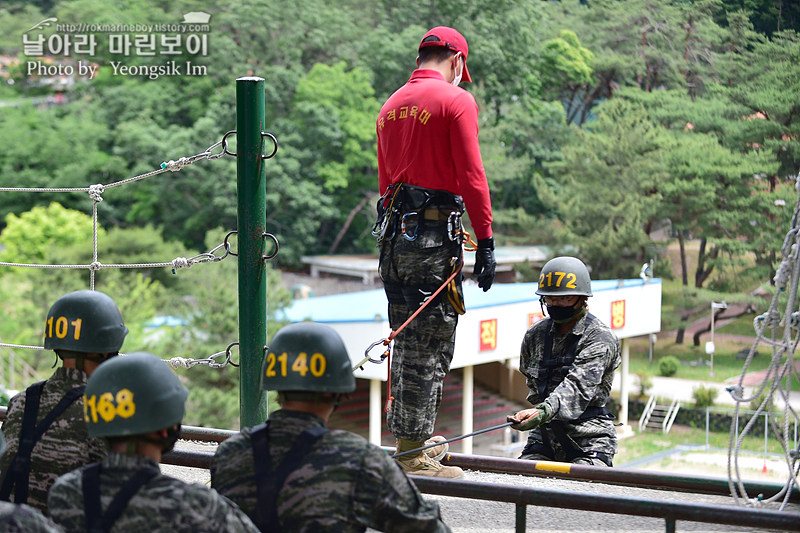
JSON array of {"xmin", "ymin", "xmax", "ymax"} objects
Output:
[{"xmin": 375, "ymin": 26, "xmax": 495, "ymax": 478}]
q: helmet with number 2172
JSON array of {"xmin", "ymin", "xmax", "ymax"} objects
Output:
[
  {"xmin": 536, "ymin": 256, "xmax": 592, "ymax": 297},
  {"xmin": 262, "ymin": 322, "xmax": 355, "ymax": 393}
]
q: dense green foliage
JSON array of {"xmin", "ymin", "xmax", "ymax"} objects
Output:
[
  {"xmin": 658, "ymin": 355, "xmax": 681, "ymax": 377},
  {"xmin": 0, "ymin": 0, "xmax": 798, "ymax": 426}
]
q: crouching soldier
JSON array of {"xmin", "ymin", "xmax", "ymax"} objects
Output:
[{"xmin": 508, "ymin": 257, "xmax": 621, "ymax": 466}]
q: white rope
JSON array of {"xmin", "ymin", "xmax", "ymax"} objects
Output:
[
  {"xmin": 0, "ymin": 342, "xmax": 44, "ymax": 350},
  {"xmin": 726, "ymin": 171, "xmax": 800, "ymax": 509},
  {"xmin": 0, "ymin": 135, "xmax": 240, "ymax": 373}
]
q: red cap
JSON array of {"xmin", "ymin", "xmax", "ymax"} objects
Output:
[{"xmin": 418, "ymin": 26, "xmax": 472, "ymax": 83}]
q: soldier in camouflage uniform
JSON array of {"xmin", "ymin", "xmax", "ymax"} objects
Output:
[
  {"xmin": 375, "ymin": 26, "xmax": 496, "ymax": 478},
  {"xmin": 0, "ymin": 290, "xmax": 128, "ymax": 512},
  {"xmin": 47, "ymin": 351, "xmax": 258, "ymax": 532},
  {"xmin": 211, "ymin": 322, "xmax": 450, "ymax": 532},
  {"xmin": 508, "ymin": 257, "xmax": 621, "ymax": 467},
  {"xmin": 0, "ymin": 431, "xmax": 62, "ymax": 532}
]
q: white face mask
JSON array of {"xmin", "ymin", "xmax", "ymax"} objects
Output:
[{"xmin": 452, "ymin": 53, "xmax": 463, "ymax": 86}]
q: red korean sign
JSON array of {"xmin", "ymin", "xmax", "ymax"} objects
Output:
[
  {"xmin": 479, "ymin": 319, "xmax": 497, "ymax": 351},
  {"xmin": 611, "ymin": 300, "xmax": 625, "ymax": 330}
]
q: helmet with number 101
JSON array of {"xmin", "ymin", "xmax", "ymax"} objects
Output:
[
  {"xmin": 84, "ymin": 352, "xmax": 188, "ymax": 438},
  {"xmin": 43, "ymin": 290, "xmax": 128, "ymax": 353},
  {"xmin": 262, "ymin": 322, "xmax": 355, "ymax": 393},
  {"xmin": 536, "ymin": 256, "xmax": 593, "ymax": 297}
]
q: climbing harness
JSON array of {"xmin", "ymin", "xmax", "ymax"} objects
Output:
[
  {"xmin": 358, "ymin": 257, "xmax": 465, "ymax": 413},
  {"xmin": 82, "ymin": 462, "xmax": 160, "ymax": 533},
  {"xmin": 519, "ymin": 314, "xmax": 615, "ymax": 464},
  {"xmin": 250, "ymin": 421, "xmax": 329, "ymax": 532},
  {"xmin": 364, "ymin": 182, "xmax": 477, "ymax": 412}
]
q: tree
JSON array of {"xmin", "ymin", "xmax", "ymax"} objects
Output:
[
  {"xmin": 540, "ymin": 99, "xmax": 666, "ymax": 278},
  {"xmin": 0, "ymin": 202, "xmax": 99, "ymax": 262},
  {"xmin": 270, "ymin": 62, "xmax": 380, "ymax": 262},
  {"xmin": 716, "ymin": 30, "xmax": 800, "ymax": 181},
  {"xmin": 538, "ymin": 30, "xmax": 595, "ymax": 125}
]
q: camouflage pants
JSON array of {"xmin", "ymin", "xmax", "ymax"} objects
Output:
[
  {"xmin": 379, "ymin": 219, "xmax": 461, "ymax": 442},
  {"xmin": 519, "ymin": 417, "xmax": 617, "ymax": 467}
]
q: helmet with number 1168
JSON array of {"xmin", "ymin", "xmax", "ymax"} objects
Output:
[
  {"xmin": 84, "ymin": 352, "xmax": 188, "ymax": 438},
  {"xmin": 262, "ymin": 322, "xmax": 355, "ymax": 393},
  {"xmin": 536, "ymin": 256, "xmax": 593, "ymax": 297}
]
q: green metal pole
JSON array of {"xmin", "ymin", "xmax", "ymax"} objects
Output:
[{"xmin": 236, "ymin": 76, "xmax": 268, "ymax": 428}]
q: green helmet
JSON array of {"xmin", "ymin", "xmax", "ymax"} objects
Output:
[
  {"xmin": 262, "ymin": 323, "xmax": 355, "ymax": 394},
  {"xmin": 43, "ymin": 290, "xmax": 128, "ymax": 353},
  {"xmin": 536, "ymin": 256, "xmax": 593, "ymax": 297},
  {"xmin": 84, "ymin": 352, "xmax": 188, "ymax": 438}
]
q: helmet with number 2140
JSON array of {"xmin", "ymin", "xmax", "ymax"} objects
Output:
[{"xmin": 262, "ymin": 322, "xmax": 355, "ymax": 393}]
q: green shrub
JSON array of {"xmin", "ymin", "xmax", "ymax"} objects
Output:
[
  {"xmin": 658, "ymin": 356, "xmax": 680, "ymax": 377},
  {"xmin": 692, "ymin": 385, "xmax": 718, "ymax": 409}
]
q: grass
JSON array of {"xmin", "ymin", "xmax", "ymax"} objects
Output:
[
  {"xmin": 624, "ymin": 321, "xmax": 799, "ymax": 389},
  {"xmin": 616, "ymin": 424, "xmax": 790, "ymax": 466}
]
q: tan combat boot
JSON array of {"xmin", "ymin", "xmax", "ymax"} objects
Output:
[
  {"xmin": 423, "ymin": 435, "xmax": 449, "ymax": 461},
  {"xmin": 395, "ymin": 439, "xmax": 463, "ymax": 478}
]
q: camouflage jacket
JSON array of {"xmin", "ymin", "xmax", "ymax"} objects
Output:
[
  {"xmin": 47, "ymin": 452, "xmax": 259, "ymax": 532},
  {"xmin": 0, "ymin": 367, "xmax": 107, "ymax": 513},
  {"xmin": 520, "ymin": 313, "xmax": 620, "ymax": 418},
  {"xmin": 0, "ymin": 501, "xmax": 62, "ymax": 532},
  {"xmin": 211, "ymin": 409, "xmax": 450, "ymax": 533}
]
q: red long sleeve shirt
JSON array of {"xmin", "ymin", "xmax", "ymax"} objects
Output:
[{"xmin": 376, "ymin": 69, "xmax": 493, "ymax": 240}]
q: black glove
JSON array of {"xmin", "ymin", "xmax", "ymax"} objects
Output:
[{"xmin": 473, "ymin": 237, "xmax": 496, "ymax": 292}]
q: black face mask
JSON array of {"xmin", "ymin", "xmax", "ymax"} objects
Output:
[
  {"xmin": 544, "ymin": 299, "xmax": 586, "ymax": 324},
  {"xmin": 546, "ymin": 304, "xmax": 578, "ymax": 322}
]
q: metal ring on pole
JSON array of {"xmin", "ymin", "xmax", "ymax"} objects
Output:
[
  {"xmin": 262, "ymin": 232, "xmax": 279, "ymax": 260},
  {"xmin": 225, "ymin": 342, "xmax": 240, "ymax": 367},
  {"xmin": 224, "ymin": 230, "xmax": 238, "ymax": 257},
  {"xmin": 261, "ymin": 132, "xmax": 278, "ymax": 159},
  {"xmin": 222, "ymin": 130, "xmax": 237, "ymax": 157}
]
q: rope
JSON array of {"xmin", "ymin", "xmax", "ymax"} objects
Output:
[
  {"xmin": 0, "ymin": 236, "xmax": 234, "ymax": 273},
  {"xmin": 0, "ymin": 343, "xmax": 239, "ymax": 370},
  {"xmin": 724, "ymin": 171, "xmax": 800, "ymax": 509},
  {"xmin": 0, "ymin": 133, "xmax": 238, "ymax": 372},
  {"xmin": 391, "ymin": 421, "xmax": 514, "ymax": 458}
]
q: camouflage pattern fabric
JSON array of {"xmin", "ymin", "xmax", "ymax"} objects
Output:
[
  {"xmin": 48, "ymin": 452, "xmax": 259, "ymax": 533},
  {"xmin": 0, "ymin": 367, "xmax": 108, "ymax": 513},
  {"xmin": 0, "ymin": 501, "xmax": 62, "ymax": 532},
  {"xmin": 211, "ymin": 409, "xmax": 450, "ymax": 533},
  {"xmin": 379, "ymin": 221, "xmax": 460, "ymax": 442},
  {"xmin": 518, "ymin": 313, "xmax": 621, "ymax": 462}
]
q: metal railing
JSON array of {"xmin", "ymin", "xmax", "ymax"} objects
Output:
[
  {"xmin": 159, "ymin": 447, "xmax": 800, "ymax": 533},
  {"xmin": 664, "ymin": 398, "xmax": 681, "ymax": 433},
  {"xmin": 639, "ymin": 394, "xmax": 656, "ymax": 431},
  {"xmin": 1, "ymin": 409, "xmax": 796, "ymax": 532}
]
